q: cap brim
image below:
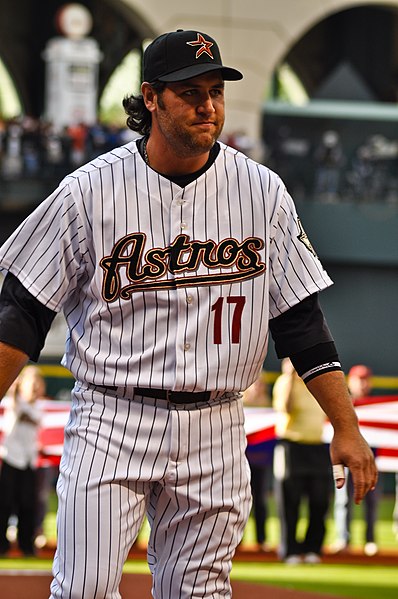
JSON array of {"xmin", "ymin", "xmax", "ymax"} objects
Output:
[{"xmin": 157, "ymin": 63, "xmax": 243, "ymax": 82}]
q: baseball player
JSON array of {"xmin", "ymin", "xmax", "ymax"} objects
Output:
[{"xmin": 0, "ymin": 29, "xmax": 377, "ymax": 598}]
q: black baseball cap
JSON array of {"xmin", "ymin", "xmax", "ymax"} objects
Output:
[{"xmin": 143, "ymin": 29, "xmax": 243, "ymax": 83}]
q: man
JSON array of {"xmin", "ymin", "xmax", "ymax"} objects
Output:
[
  {"xmin": 332, "ymin": 364, "xmax": 380, "ymax": 556},
  {"xmin": 0, "ymin": 30, "xmax": 376, "ymax": 598}
]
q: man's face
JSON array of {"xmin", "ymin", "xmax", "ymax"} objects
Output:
[{"xmin": 152, "ymin": 72, "xmax": 225, "ymax": 157}]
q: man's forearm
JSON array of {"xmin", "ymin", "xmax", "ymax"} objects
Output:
[
  {"xmin": 0, "ymin": 341, "xmax": 29, "ymax": 401},
  {"xmin": 306, "ymin": 369, "xmax": 378, "ymax": 504},
  {"xmin": 306, "ymin": 370, "xmax": 358, "ymax": 431}
]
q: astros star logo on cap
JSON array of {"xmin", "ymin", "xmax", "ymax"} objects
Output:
[{"xmin": 186, "ymin": 33, "xmax": 214, "ymax": 59}]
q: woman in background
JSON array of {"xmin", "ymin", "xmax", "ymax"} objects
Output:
[{"xmin": 0, "ymin": 366, "xmax": 43, "ymax": 555}]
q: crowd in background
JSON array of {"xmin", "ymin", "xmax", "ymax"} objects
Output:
[
  {"xmin": 0, "ymin": 115, "xmax": 138, "ymax": 182},
  {"xmin": 0, "ymin": 116, "xmax": 263, "ymax": 186},
  {"xmin": 265, "ymin": 126, "xmax": 398, "ymax": 205},
  {"xmin": 1, "ymin": 115, "xmax": 398, "ymax": 208}
]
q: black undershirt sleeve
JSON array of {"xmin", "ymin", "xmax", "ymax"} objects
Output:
[
  {"xmin": 0, "ymin": 272, "xmax": 57, "ymax": 361},
  {"xmin": 269, "ymin": 293, "xmax": 342, "ymax": 382}
]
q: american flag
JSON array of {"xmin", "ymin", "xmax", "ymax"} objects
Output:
[{"xmin": 1, "ymin": 395, "xmax": 397, "ymax": 472}]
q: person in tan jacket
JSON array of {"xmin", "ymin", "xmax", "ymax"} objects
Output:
[{"xmin": 273, "ymin": 358, "xmax": 332, "ymax": 564}]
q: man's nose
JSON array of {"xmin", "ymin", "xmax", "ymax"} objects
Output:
[{"xmin": 197, "ymin": 94, "xmax": 216, "ymax": 114}]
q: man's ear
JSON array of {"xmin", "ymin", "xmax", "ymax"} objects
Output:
[{"xmin": 141, "ymin": 82, "xmax": 156, "ymax": 112}]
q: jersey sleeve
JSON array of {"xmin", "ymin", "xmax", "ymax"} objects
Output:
[
  {"xmin": 268, "ymin": 180, "xmax": 333, "ymax": 318},
  {"xmin": 0, "ymin": 180, "xmax": 87, "ymax": 312}
]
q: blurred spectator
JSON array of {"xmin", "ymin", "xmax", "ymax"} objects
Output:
[
  {"xmin": 242, "ymin": 375, "xmax": 273, "ymax": 552},
  {"xmin": 41, "ymin": 123, "xmax": 71, "ymax": 177},
  {"xmin": 1, "ymin": 118, "xmax": 23, "ymax": 179},
  {"xmin": 21, "ymin": 116, "xmax": 41, "ymax": 176},
  {"xmin": 331, "ymin": 364, "xmax": 380, "ymax": 556},
  {"xmin": 67, "ymin": 122, "xmax": 88, "ymax": 167},
  {"xmin": 87, "ymin": 121, "xmax": 109, "ymax": 159},
  {"xmin": 0, "ymin": 366, "xmax": 43, "ymax": 555},
  {"xmin": 104, "ymin": 124, "xmax": 123, "ymax": 152},
  {"xmin": 313, "ymin": 130, "xmax": 344, "ymax": 202},
  {"xmin": 273, "ymin": 358, "xmax": 332, "ymax": 564},
  {"xmin": 0, "ymin": 116, "xmax": 133, "ymax": 184}
]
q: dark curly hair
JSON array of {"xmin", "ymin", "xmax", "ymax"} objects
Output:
[{"xmin": 122, "ymin": 82, "xmax": 166, "ymax": 136}]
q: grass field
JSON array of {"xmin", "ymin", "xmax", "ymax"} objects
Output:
[
  {"xmin": 1, "ymin": 492, "xmax": 397, "ymax": 599},
  {"xmin": 230, "ymin": 562, "xmax": 398, "ymax": 599}
]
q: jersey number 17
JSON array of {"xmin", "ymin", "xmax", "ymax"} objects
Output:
[{"xmin": 211, "ymin": 296, "xmax": 246, "ymax": 344}]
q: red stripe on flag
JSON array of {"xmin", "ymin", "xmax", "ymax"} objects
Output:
[
  {"xmin": 377, "ymin": 448, "xmax": 398, "ymax": 457},
  {"xmin": 358, "ymin": 420, "xmax": 398, "ymax": 430},
  {"xmin": 247, "ymin": 427, "xmax": 275, "ymax": 445},
  {"xmin": 39, "ymin": 427, "xmax": 65, "ymax": 446},
  {"xmin": 354, "ymin": 395, "xmax": 398, "ymax": 406}
]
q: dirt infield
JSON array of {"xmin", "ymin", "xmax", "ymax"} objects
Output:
[{"xmin": 0, "ymin": 571, "xmax": 343, "ymax": 599}]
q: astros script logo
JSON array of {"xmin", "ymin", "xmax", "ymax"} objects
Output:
[
  {"xmin": 186, "ymin": 33, "xmax": 214, "ymax": 59},
  {"xmin": 100, "ymin": 233, "xmax": 266, "ymax": 302}
]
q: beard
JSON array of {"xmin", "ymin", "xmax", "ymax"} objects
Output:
[{"xmin": 156, "ymin": 99, "xmax": 224, "ymax": 158}]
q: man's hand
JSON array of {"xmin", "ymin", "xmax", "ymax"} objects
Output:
[
  {"xmin": 329, "ymin": 428, "xmax": 377, "ymax": 504},
  {"xmin": 306, "ymin": 370, "xmax": 378, "ymax": 504}
]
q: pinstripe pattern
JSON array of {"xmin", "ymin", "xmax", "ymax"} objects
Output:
[
  {"xmin": 50, "ymin": 385, "xmax": 250, "ymax": 598},
  {"xmin": 0, "ymin": 139, "xmax": 333, "ymax": 598},
  {"xmin": 0, "ymin": 140, "xmax": 332, "ymax": 393}
]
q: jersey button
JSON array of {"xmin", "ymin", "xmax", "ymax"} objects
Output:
[
  {"xmin": 180, "ymin": 221, "xmax": 187, "ymax": 229},
  {"xmin": 186, "ymin": 295, "xmax": 193, "ymax": 304},
  {"xmin": 184, "ymin": 343, "xmax": 191, "ymax": 351}
]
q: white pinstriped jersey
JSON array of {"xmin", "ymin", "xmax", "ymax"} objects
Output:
[{"xmin": 0, "ymin": 141, "xmax": 332, "ymax": 392}]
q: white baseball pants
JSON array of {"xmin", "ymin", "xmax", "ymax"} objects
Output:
[{"xmin": 49, "ymin": 385, "xmax": 252, "ymax": 598}]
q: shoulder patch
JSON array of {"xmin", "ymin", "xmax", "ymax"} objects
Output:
[{"xmin": 297, "ymin": 218, "xmax": 318, "ymax": 258}]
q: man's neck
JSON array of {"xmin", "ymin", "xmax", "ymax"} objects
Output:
[
  {"xmin": 137, "ymin": 137, "xmax": 220, "ymax": 187},
  {"xmin": 145, "ymin": 135, "xmax": 211, "ymax": 176}
]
